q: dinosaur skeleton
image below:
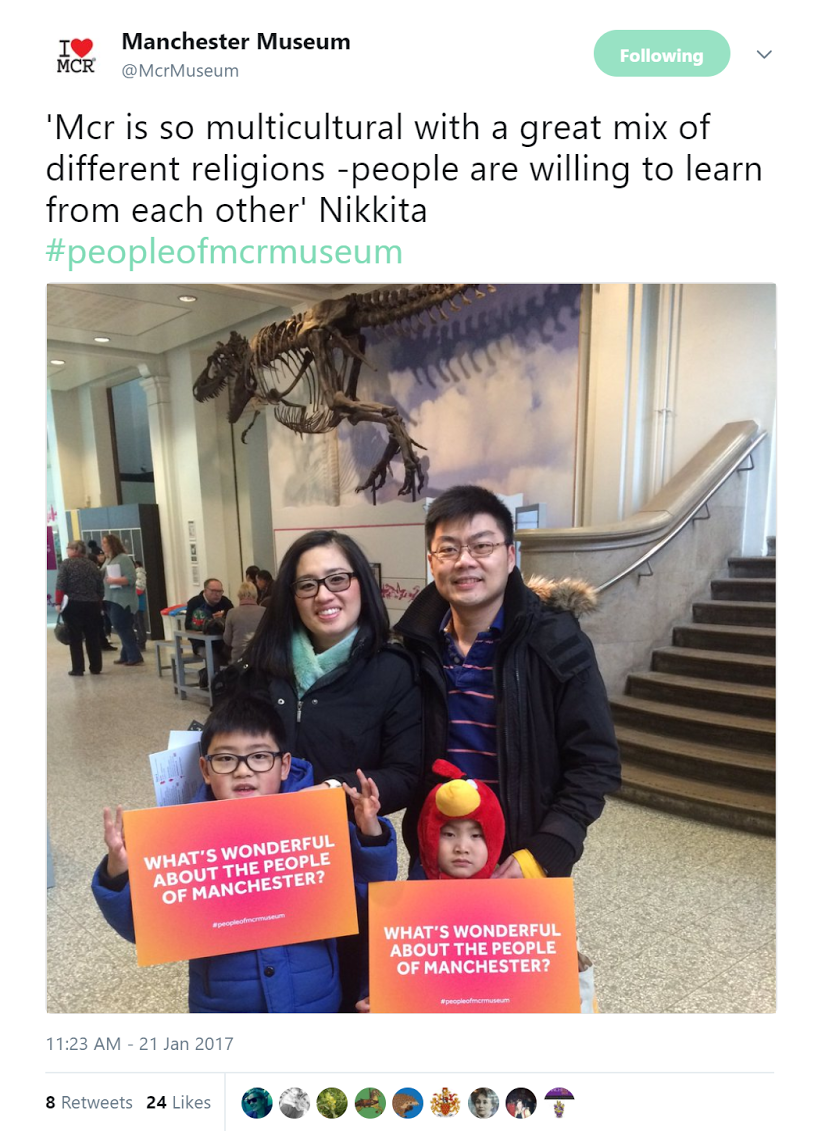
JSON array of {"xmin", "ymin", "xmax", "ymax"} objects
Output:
[{"xmin": 192, "ymin": 284, "xmax": 495, "ymax": 501}]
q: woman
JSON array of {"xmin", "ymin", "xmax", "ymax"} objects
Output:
[
  {"xmin": 470, "ymin": 1090, "xmax": 498, "ymax": 1119},
  {"xmin": 102, "ymin": 534, "xmax": 142, "ymax": 666},
  {"xmin": 242, "ymin": 530, "xmax": 422, "ymax": 814},
  {"xmin": 55, "ymin": 540, "xmax": 105, "ymax": 676},
  {"xmin": 222, "ymin": 582, "xmax": 266, "ymax": 664},
  {"xmin": 254, "ymin": 568, "xmax": 273, "ymax": 606},
  {"xmin": 240, "ymin": 530, "xmax": 422, "ymax": 1010}
]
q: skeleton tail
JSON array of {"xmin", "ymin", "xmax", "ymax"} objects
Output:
[{"xmin": 349, "ymin": 284, "xmax": 495, "ymax": 329}]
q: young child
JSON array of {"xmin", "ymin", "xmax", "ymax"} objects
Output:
[
  {"xmin": 416, "ymin": 759, "xmax": 507, "ymax": 879},
  {"xmin": 417, "ymin": 760, "xmax": 598, "ymax": 1014},
  {"xmin": 354, "ymin": 760, "xmax": 507, "ymax": 1012},
  {"xmin": 92, "ymin": 692, "xmax": 396, "ymax": 1013}
]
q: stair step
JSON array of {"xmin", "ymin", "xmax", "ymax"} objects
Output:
[
  {"xmin": 609, "ymin": 695, "xmax": 775, "ymax": 753},
  {"xmin": 693, "ymin": 600, "xmax": 775, "ymax": 627},
  {"xmin": 617, "ymin": 764, "xmax": 775, "ymax": 835},
  {"xmin": 616, "ymin": 726, "xmax": 775, "ymax": 792},
  {"xmin": 673, "ymin": 623, "xmax": 776, "ymax": 657},
  {"xmin": 711, "ymin": 577, "xmax": 776, "ymax": 602},
  {"xmin": 728, "ymin": 556, "xmax": 776, "ymax": 579},
  {"xmin": 652, "ymin": 646, "xmax": 776, "ymax": 686},
  {"xmin": 626, "ymin": 672, "xmax": 775, "ymax": 719}
]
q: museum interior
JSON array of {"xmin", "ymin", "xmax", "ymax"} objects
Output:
[{"xmin": 46, "ymin": 282, "xmax": 776, "ymax": 1013}]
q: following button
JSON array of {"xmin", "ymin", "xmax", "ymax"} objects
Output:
[{"xmin": 595, "ymin": 31, "xmax": 730, "ymax": 76}]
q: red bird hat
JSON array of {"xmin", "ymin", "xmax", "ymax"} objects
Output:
[{"xmin": 417, "ymin": 759, "xmax": 506, "ymax": 880}]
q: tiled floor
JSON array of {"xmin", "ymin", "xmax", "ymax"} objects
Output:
[{"xmin": 46, "ymin": 631, "xmax": 775, "ymax": 1013}]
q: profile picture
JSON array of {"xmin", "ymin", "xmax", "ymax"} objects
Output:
[
  {"xmin": 545, "ymin": 1088, "xmax": 574, "ymax": 1100},
  {"xmin": 469, "ymin": 1088, "xmax": 499, "ymax": 1119},
  {"xmin": 392, "ymin": 1088, "xmax": 424, "ymax": 1118},
  {"xmin": 505, "ymin": 1089, "xmax": 537, "ymax": 1119},
  {"xmin": 355, "ymin": 1088, "xmax": 387, "ymax": 1118},
  {"xmin": 280, "ymin": 1088, "xmax": 311, "ymax": 1119},
  {"xmin": 430, "ymin": 1088, "xmax": 460, "ymax": 1116},
  {"xmin": 317, "ymin": 1088, "xmax": 349, "ymax": 1119},
  {"xmin": 242, "ymin": 1088, "xmax": 273, "ymax": 1119}
]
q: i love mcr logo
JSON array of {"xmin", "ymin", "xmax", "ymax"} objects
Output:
[{"xmin": 57, "ymin": 39, "xmax": 95, "ymax": 72}]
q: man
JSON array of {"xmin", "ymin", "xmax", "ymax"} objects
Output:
[
  {"xmin": 184, "ymin": 578, "xmax": 233, "ymax": 666},
  {"xmin": 396, "ymin": 485, "xmax": 620, "ymax": 879}
]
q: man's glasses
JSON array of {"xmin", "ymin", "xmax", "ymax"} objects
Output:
[
  {"xmin": 205, "ymin": 752, "xmax": 282, "ymax": 774},
  {"xmin": 291, "ymin": 571, "xmax": 357, "ymax": 599},
  {"xmin": 429, "ymin": 540, "xmax": 509, "ymax": 562}
]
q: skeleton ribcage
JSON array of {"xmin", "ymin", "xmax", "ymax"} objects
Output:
[{"xmin": 256, "ymin": 339, "xmax": 348, "ymax": 435}]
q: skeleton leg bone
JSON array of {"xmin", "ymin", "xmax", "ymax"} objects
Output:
[{"xmin": 331, "ymin": 392, "xmax": 426, "ymax": 500}]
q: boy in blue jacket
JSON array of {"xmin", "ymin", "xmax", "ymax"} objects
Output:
[{"xmin": 92, "ymin": 693, "xmax": 396, "ymax": 1013}]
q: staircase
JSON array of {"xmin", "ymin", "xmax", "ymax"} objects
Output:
[{"xmin": 609, "ymin": 553, "xmax": 775, "ymax": 835}]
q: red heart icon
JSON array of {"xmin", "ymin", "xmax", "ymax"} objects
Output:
[{"xmin": 71, "ymin": 38, "xmax": 93, "ymax": 58}]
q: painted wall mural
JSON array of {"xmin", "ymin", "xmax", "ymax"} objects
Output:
[{"xmin": 337, "ymin": 283, "xmax": 582, "ymax": 524}]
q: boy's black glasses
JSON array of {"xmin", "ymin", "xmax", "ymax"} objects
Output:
[
  {"xmin": 291, "ymin": 571, "xmax": 357, "ymax": 599},
  {"xmin": 205, "ymin": 752, "xmax": 282, "ymax": 774}
]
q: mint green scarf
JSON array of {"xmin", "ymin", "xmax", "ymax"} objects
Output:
[{"xmin": 291, "ymin": 627, "xmax": 356, "ymax": 699}]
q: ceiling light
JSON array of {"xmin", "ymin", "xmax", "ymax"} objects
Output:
[
  {"xmin": 178, "ymin": 294, "xmax": 197, "ymax": 303},
  {"xmin": 94, "ymin": 336, "xmax": 110, "ymax": 343},
  {"xmin": 50, "ymin": 359, "xmax": 66, "ymax": 366}
]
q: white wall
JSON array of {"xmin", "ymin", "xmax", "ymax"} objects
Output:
[
  {"xmin": 48, "ymin": 388, "xmax": 86, "ymax": 510},
  {"xmin": 584, "ymin": 283, "xmax": 776, "ymax": 551},
  {"xmin": 273, "ymin": 499, "xmax": 427, "ymax": 623}
]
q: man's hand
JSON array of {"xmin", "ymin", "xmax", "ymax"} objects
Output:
[
  {"xmin": 492, "ymin": 854, "xmax": 524, "ymax": 880},
  {"xmin": 103, "ymin": 805, "xmax": 129, "ymax": 878},
  {"xmin": 355, "ymin": 996, "xmax": 371, "ymax": 1012},
  {"xmin": 211, "ymin": 609, "xmax": 225, "ymax": 619},
  {"xmin": 343, "ymin": 769, "xmax": 382, "ymax": 837}
]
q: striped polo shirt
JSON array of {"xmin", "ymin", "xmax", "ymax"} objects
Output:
[{"xmin": 439, "ymin": 606, "xmax": 503, "ymax": 792}]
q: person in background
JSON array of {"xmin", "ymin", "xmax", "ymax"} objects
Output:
[
  {"xmin": 223, "ymin": 581, "xmax": 266, "ymax": 664},
  {"xmin": 55, "ymin": 540, "xmax": 105, "ymax": 677},
  {"xmin": 102, "ymin": 534, "xmax": 142, "ymax": 667},
  {"xmin": 87, "ymin": 540, "xmax": 116, "ymax": 651},
  {"xmin": 184, "ymin": 578, "xmax": 234, "ymax": 670},
  {"xmin": 255, "ymin": 569, "xmax": 274, "ymax": 606},
  {"xmin": 245, "ymin": 565, "xmax": 260, "ymax": 587},
  {"xmin": 134, "ymin": 560, "xmax": 148, "ymax": 650}
]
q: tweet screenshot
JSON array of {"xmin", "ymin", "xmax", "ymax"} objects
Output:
[{"xmin": 27, "ymin": 0, "xmax": 808, "ymax": 1127}]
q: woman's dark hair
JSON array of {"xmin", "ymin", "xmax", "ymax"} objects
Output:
[
  {"xmin": 200, "ymin": 692, "xmax": 287, "ymax": 759},
  {"xmin": 103, "ymin": 533, "xmax": 127, "ymax": 558},
  {"xmin": 245, "ymin": 565, "xmax": 260, "ymax": 582},
  {"xmin": 243, "ymin": 529, "xmax": 389, "ymax": 679}
]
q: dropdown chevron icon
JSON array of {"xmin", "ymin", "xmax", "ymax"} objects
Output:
[{"xmin": 757, "ymin": 50, "xmax": 772, "ymax": 58}]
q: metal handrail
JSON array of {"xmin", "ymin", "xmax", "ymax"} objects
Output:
[{"xmin": 596, "ymin": 429, "xmax": 768, "ymax": 593}]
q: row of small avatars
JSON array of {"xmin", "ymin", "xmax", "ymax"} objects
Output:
[{"xmin": 240, "ymin": 1087, "xmax": 576, "ymax": 1120}]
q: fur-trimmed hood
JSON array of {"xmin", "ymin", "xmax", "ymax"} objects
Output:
[{"xmin": 525, "ymin": 576, "xmax": 598, "ymax": 618}]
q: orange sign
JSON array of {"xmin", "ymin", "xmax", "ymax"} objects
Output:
[
  {"xmin": 369, "ymin": 879, "xmax": 580, "ymax": 1012},
  {"xmin": 123, "ymin": 789, "xmax": 357, "ymax": 966}
]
